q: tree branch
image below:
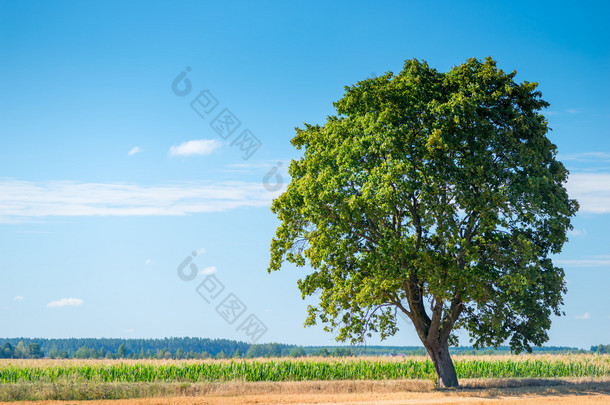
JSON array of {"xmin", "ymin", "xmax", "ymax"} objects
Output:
[
  {"xmin": 440, "ymin": 292, "xmax": 464, "ymax": 342},
  {"xmin": 427, "ymin": 296, "xmax": 445, "ymax": 344}
]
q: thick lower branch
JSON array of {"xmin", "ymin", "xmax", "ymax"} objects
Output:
[
  {"xmin": 404, "ymin": 275, "xmax": 431, "ymax": 342},
  {"xmin": 426, "ymin": 297, "xmax": 444, "ymax": 345},
  {"xmin": 440, "ymin": 293, "xmax": 463, "ymax": 342}
]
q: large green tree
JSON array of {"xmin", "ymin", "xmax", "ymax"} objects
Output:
[{"xmin": 269, "ymin": 57, "xmax": 578, "ymax": 387}]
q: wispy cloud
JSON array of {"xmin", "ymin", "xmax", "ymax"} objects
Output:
[
  {"xmin": 199, "ymin": 266, "xmax": 217, "ymax": 275},
  {"xmin": 47, "ymin": 298, "xmax": 83, "ymax": 308},
  {"xmin": 560, "ymin": 152, "xmax": 610, "ymax": 162},
  {"xmin": 145, "ymin": 259, "xmax": 153, "ymax": 265},
  {"xmin": 127, "ymin": 146, "xmax": 143, "ymax": 156},
  {"xmin": 545, "ymin": 109, "xmax": 580, "ymax": 116},
  {"xmin": 169, "ymin": 139, "xmax": 221, "ymax": 157},
  {"xmin": 228, "ymin": 162, "xmax": 276, "ymax": 169},
  {"xmin": 560, "ymin": 152, "xmax": 610, "ymax": 174},
  {"xmin": 224, "ymin": 161, "xmax": 278, "ymax": 172},
  {"xmin": 124, "ymin": 328, "xmax": 135, "ymax": 333},
  {"xmin": 567, "ymin": 228, "xmax": 587, "ymax": 237},
  {"xmin": 16, "ymin": 230, "xmax": 57, "ymax": 234},
  {"xmin": 556, "ymin": 255, "xmax": 610, "ymax": 268},
  {"xmin": 575, "ymin": 312, "xmax": 591, "ymax": 320},
  {"xmin": 13, "ymin": 296, "xmax": 24, "ymax": 301},
  {"xmin": 195, "ymin": 248, "xmax": 206, "ymax": 255},
  {"xmin": 0, "ymin": 179, "xmax": 282, "ymax": 223},
  {"xmin": 223, "ymin": 160, "xmax": 290, "ymax": 175},
  {"xmin": 566, "ymin": 172, "xmax": 610, "ymax": 214}
]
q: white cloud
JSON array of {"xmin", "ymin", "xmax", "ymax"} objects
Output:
[
  {"xmin": 47, "ymin": 298, "xmax": 83, "ymax": 308},
  {"xmin": 145, "ymin": 259, "xmax": 153, "ymax": 265},
  {"xmin": 560, "ymin": 152, "xmax": 610, "ymax": 162},
  {"xmin": 199, "ymin": 266, "xmax": 217, "ymax": 275},
  {"xmin": 127, "ymin": 147, "xmax": 142, "ymax": 156},
  {"xmin": 567, "ymin": 228, "xmax": 587, "ymax": 237},
  {"xmin": 169, "ymin": 139, "xmax": 221, "ymax": 157},
  {"xmin": 566, "ymin": 172, "xmax": 610, "ymax": 214},
  {"xmin": 124, "ymin": 328, "xmax": 135, "ymax": 333},
  {"xmin": 13, "ymin": 296, "xmax": 24, "ymax": 301},
  {"xmin": 16, "ymin": 230, "xmax": 56, "ymax": 234},
  {"xmin": 224, "ymin": 161, "xmax": 282, "ymax": 172},
  {"xmin": 224, "ymin": 160, "xmax": 290, "ymax": 178},
  {"xmin": 194, "ymin": 248, "xmax": 206, "ymax": 255},
  {"xmin": 575, "ymin": 312, "xmax": 591, "ymax": 320},
  {"xmin": 555, "ymin": 257, "xmax": 610, "ymax": 268},
  {"xmin": 546, "ymin": 109, "xmax": 580, "ymax": 116},
  {"xmin": 0, "ymin": 179, "xmax": 282, "ymax": 223},
  {"xmin": 227, "ymin": 162, "xmax": 276, "ymax": 169}
]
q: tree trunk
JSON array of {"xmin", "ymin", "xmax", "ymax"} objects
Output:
[{"xmin": 426, "ymin": 340, "xmax": 459, "ymax": 388}]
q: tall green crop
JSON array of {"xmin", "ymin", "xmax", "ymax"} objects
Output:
[{"xmin": 1, "ymin": 356, "xmax": 608, "ymax": 384}]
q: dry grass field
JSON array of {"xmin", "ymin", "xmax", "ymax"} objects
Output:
[{"xmin": 1, "ymin": 377, "xmax": 609, "ymax": 404}]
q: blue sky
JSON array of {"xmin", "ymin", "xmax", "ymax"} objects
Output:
[{"xmin": 0, "ymin": 0, "xmax": 608, "ymax": 348}]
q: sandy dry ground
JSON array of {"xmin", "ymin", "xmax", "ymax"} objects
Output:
[
  {"xmin": 3, "ymin": 378, "xmax": 609, "ymax": 405},
  {"xmin": 3, "ymin": 392, "xmax": 609, "ymax": 405}
]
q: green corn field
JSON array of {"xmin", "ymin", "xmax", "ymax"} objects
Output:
[{"xmin": 1, "ymin": 355, "xmax": 609, "ymax": 383}]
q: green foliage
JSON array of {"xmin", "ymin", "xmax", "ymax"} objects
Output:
[
  {"xmin": 47, "ymin": 345, "xmax": 59, "ymax": 359},
  {"xmin": 73, "ymin": 346, "xmax": 96, "ymax": 359},
  {"xmin": 269, "ymin": 57, "xmax": 578, "ymax": 357},
  {"xmin": 0, "ymin": 337, "xmax": 587, "ymax": 360},
  {"xmin": 245, "ymin": 343, "xmax": 285, "ymax": 358},
  {"xmin": 117, "ymin": 344, "xmax": 127, "ymax": 358},
  {"xmin": 288, "ymin": 347, "xmax": 306, "ymax": 358},
  {"xmin": 312, "ymin": 348, "xmax": 330, "ymax": 357},
  {"xmin": 14, "ymin": 342, "xmax": 26, "ymax": 359},
  {"xmin": 0, "ymin": 343, "xmax": 14, "ymax": 359},
  {"xmin": 26, "ymin": 344, "xmax": 43, "ymax": 359},
  {"xmin": 591, "ymin": 344, "xmax": 610, "ymax": 354},
  {"xmin": 0, "ymin": 337, "xmax": 251, "ymax": 359},
  {"xmin": 0, "ymin": 342, "xmax": 47, "ymax": 359}
]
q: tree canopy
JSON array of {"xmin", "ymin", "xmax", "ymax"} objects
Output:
[{"xmin": 268, "ymin": 57, "xmax": 578, "ymax": 387}]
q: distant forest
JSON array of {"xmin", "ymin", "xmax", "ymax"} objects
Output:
[{"xmin": 0, "ymin": 337, "xmax": 600, "ymax": 360}]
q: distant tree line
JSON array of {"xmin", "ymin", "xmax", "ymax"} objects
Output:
[
  {"xmin": 0, "ymin": 337, "xmax": 252, "ymax": 359},
  {"xmin": 0, "ymin": 338, "xmax": 302, "ymax": 359},
  {"xmin": 0, "ymin": 342, "xmax": 43, "ymax": 359},
  {"xmin": 591, "ymin": 344, "xmax": 610, "ymax": 354},
  {"xmin": 0, "ymin": 337, "xmax": 598, "ymax": 360}
]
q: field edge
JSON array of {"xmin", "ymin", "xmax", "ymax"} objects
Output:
[{"xmin": 1, "ymin": 377, "xmax": 609, "ymax": 403}]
